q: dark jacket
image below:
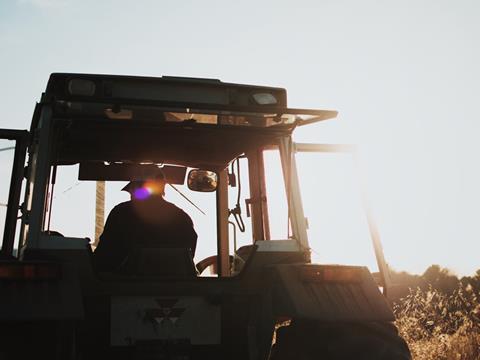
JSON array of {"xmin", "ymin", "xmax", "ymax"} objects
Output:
[{"xmin": 93, "ymin": 196, "xmax": 197, "ymax": 272}]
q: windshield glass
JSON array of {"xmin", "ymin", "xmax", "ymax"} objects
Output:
[
  {"xmin": 164, "ymin": 112, "xmax": 296, "ymax": 127},
  {"xmin": 47, "ymin": 164, "xmax": 217, "ymax": 264}
]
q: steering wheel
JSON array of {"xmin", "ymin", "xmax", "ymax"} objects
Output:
[
  {"xmin": 196, "ymin": 255, "xmax": 235, "ymax": 275},
  {"xmin": 196, "ymin": 255, "xmax": 218, "ymax": 275}
]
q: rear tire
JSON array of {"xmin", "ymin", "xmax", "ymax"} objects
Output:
[{"xmin": 270, "ymin": 321, "xmax": 411, "ymax": 360}]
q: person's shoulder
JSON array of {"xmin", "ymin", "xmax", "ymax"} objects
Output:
[
  {"xmin": 162, "ymin": 199, "xmax": 192, "ymax": 218},
  {"xmin": 110, "ymin": 200, "xmax": 134, "ymax": 214},
  {"xmin": 162, "ymin": 199, "xmax": 186, "ymax": 213}
]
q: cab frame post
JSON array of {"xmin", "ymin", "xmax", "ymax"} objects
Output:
[
  {"xmin": 0, "ymin": 129, "xmax": 29, "ymax": 256},
  {"xmin": 23, "ymin": 105, "xmax": 54, "ymax": 251},
  {"xmin": 246, "ymin": 149, "xmax": 268, "ymax": 242},
  {"xmin": 216, "ymin": 169, "xmax": 230, "ymax": 276},
  {"xmin": 278, "ymin": 136, "xmax": 309, "ymax": 250}
]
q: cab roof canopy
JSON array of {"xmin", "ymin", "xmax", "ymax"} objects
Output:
[{"xmin": 43, "ymin": 73, "xmax": 337, "ymax": 169}]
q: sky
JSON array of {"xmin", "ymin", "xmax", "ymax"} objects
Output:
[{"xmin": 0, "ymin": 0, "xmax": 479, "ymax": 276}]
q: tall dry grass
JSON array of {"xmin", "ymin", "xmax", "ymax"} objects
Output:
[{"xmin": 394, "ymin": 285, "xmax": 480, "ymax": 360}]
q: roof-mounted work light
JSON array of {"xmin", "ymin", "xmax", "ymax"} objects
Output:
[
  {"xmin": 68, "ymin": 78, "xmax": 96, "ymax": 96},
  {"xmin": 251, "ymin": 93, "xmax": 278, "ymax": 105}
]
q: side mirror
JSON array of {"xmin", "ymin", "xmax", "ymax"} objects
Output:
[{"xmin": 187, "ymin": 170, "xmax": 218, "ymax": 192}]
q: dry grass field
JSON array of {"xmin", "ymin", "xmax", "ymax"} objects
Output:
[{"xmin": 394, "ymin": 285, "xmax": 480, "ymax": 360}]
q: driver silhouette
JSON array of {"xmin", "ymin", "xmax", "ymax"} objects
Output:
[{"xmin": 93, "ymin": 174, "xmax": 197, "ymax": 272}]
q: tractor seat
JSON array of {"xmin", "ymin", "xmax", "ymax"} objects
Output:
[{"xmin": 117, "ymin": 247, "xmax": 197, "ymax": 278}]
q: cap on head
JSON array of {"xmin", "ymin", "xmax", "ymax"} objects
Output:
[
  {"xmin": 122, "ymin": 172, "xmax": 166, "ymax": 199},
  {"xmin": 121, "ymin": 180, "xmax": 144, "ymax": 194}
]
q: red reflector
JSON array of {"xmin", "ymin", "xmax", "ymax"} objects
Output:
[
  {"xmin": 0, "ymin": 262, "xmax": 60, "ymax": 280},
  {"xmin": 301, "ymin": 266, "xmax": 362, "ymax": 283}
]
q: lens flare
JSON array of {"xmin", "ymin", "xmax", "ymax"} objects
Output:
[{"xmin": 133, "ymin": 187, "xmax": 151, "ymax": 200}]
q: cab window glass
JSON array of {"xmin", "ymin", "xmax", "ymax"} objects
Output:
[
  {"xmin": 295, "ymin": 152, "xmax": 379, "ymax": 272},
  {"xmin": 264, "ymin": 149, "xmax": 290, "ymax": 240},
  {"xmin": 161, "ymin": 177, "xmax": 217, "ymax": 264},
  {"xmin": 227, "ymin": 158, "xmax": 253, "ymax": 251},
  {"xmin": 0, "ymin": 139, "xmax": 15, "ymax": 251},
  {"xmin": 48, "ymin": 165, "xmax": 96, "ymax": 239}
]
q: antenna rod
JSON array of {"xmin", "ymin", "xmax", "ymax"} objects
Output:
[
  {"xmin": 0, "ymin": 146, "xmax": 15, "ymax": 152},
  {"xmin": 168, "ymin": 184, "xmax": 206, "ymax": 216}
]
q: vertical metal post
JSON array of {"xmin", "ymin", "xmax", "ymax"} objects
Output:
[
  {"xmin": 351, "ymin": 150, "xmax": 392, "ymax": 294},
  {"xmin": 93, "ymin": 181, "xmax": 105, "ymax": 247},
  {"xmin": 365, "ymin": 209, "xmax": 392, "ymax": 293},
  {"xmin": 216, "ymin": 169, "xmax": 230, "ymax": 276},
  {"xmin": 257, "ymin": 150, "xmax": 271, "ymax": 241},
  {"xmin": 246, "ymin": 150, "xmax": 265, "ymax": 242}
]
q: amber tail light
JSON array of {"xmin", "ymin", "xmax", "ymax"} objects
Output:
[
  {"xmin": 0, "ymin": 262, "xmax": 61, "ymax": 280},
  {"xmin": 301, "ymin": 265, "xmax": 363, "ymax": 283}
]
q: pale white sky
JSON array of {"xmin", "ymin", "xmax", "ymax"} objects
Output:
[{"xmin": 1, "ymin": 0, "xmax": 479, "ymax": 276}]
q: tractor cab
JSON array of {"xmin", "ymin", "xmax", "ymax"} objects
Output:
[
  {"xmin": 0, "ymin": 74, "xmax": 406, "ymax": 360},
  {"xmin": 4, "ymin": 73, "xmax": 338, "ymax": 277}
]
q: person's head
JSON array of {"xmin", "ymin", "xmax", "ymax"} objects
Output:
[{"xmin": 122, "ymin": 173, "xmax": 166, "ymax": 200}]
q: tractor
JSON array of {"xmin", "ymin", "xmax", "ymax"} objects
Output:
[{"xmin": 0, "ymin": 73, "xmax": 411, "ymax": 359}]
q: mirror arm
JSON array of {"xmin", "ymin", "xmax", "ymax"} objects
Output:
[{"xmin": 168, "ymin": 183, "xmax": 206, "ymax": 215}]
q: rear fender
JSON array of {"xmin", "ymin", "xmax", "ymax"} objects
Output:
[{"xmin": 269, "ymin": 264, "xmax": 394, "ymax": 322}]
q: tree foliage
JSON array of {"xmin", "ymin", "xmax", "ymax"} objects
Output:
[{"xmin": 388, "ymin": 265, "xmax": 480, "ymax": 303}]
